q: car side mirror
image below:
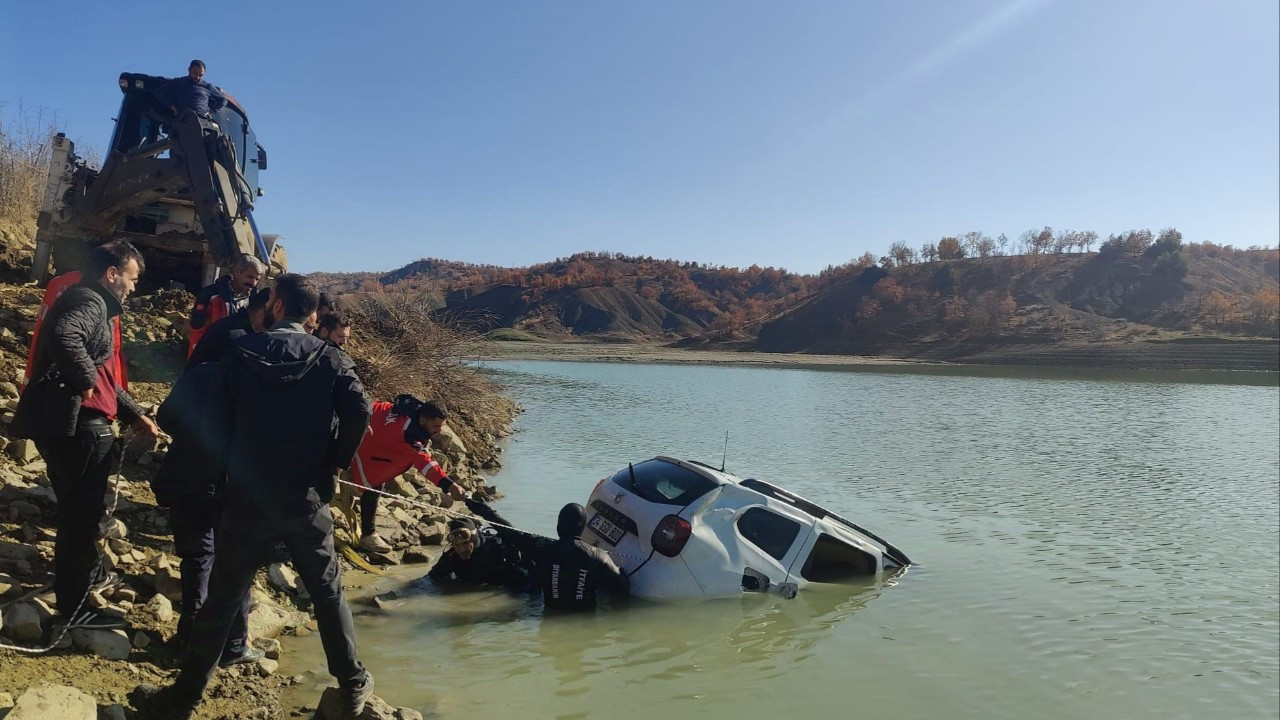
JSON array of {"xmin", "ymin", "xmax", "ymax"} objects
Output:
[{"xmin": 255, "ymin": 145, "xmax": 268, "ymax": 170}]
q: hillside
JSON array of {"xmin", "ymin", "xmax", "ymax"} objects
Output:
[
  {"xmin": 313, "ymin": 238, "xmax": 1279, "ymax": 369},
  {"xmin": 751, "ymin": 246, "xmax": 1278, "ymax": 369}
]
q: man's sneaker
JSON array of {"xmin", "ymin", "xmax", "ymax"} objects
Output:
[
  {"xmin": 358, "ymin": 533, "xmax": 393, "ymax": 554},
  {"xmin": 219, "ymin": 645, "xmax": 265, "ymax": 667},
  {"xmin": 54, "ymin": 609, "xmax": 128, "ymax": 630},
  {"xmin": 341, "ymin": 673, "xmax": 375, "ymax": 718}
]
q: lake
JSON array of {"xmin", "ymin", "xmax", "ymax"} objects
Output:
[{"xmin": 284, "ymin": 360, "xmax": 1279, "ymax": 720}]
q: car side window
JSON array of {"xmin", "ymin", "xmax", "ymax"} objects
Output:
[{"xmin": 736, "ymin": 507, "xmax": 802, "ymax": 561}]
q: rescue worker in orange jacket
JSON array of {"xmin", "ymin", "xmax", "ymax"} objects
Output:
[
  {"xmin": 349, "ymin": 396, "xmax": 465, "ymax": 553},
  {"xmin": 186, "ymin": 254, "xmax": 264, "ymax": 357}
]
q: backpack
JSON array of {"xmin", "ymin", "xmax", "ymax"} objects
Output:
[{"xmin": 391, "ymin": 393, "xmax": 423, "ymax": 419}]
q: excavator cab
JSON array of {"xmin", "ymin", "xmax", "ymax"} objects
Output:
[{"xmin": 30, "ymin": 72, "xmax": 285, "ymax": 291}]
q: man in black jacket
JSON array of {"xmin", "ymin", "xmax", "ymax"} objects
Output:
[
  {"xmin": 145, "ymin": 274, "xmax": 375, "ymax": 719},
  {"xmin": 12, "ymin": 240, "xmax": 159, "ymax": 630}
]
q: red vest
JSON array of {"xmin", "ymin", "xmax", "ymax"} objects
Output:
[{"xmin": 24, "ymin": 272, "xmax": 128, "ymax": 391}]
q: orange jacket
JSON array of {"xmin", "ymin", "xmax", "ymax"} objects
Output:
[
  {"xmin": 350, "ymin": 401, "xmax": 453, "ymax": 491},
  {"xmin": 24, "ymin": 271, "xmax": 128, "ymax": 391}
]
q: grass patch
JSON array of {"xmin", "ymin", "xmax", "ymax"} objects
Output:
[{"xmin": 485, "ymin": 327, "xmax": 544, "ymax": 342}]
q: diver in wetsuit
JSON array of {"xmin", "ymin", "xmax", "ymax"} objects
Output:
[
  {"xmin": 425, "ymin": 512, "xmax": 532, "ymax": 590},
  {"xmin": 463, "ymin": 499, "xmax": 630, "ymax": 611}
]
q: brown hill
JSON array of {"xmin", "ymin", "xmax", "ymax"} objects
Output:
[{"xmin": 752, "ymin": 247, "xmax": 1278, "ymax": 370}]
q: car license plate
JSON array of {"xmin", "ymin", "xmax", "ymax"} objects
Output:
[{"xmin": 588, "ymin": 513, "xmax": 625, "ymax": 546}]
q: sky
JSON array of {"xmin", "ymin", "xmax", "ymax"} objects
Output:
[{"xmin": 1, "ymin": 1, "xmax": 1276, "ymax": 275}]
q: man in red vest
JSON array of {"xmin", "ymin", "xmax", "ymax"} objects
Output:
[
  {"xmin": 25, "ymin": 271, "xmax": 128, "ymax": 392},
  {"xmin": 349, "ymin": 397, "xmax": 465, "ymax": 553}
]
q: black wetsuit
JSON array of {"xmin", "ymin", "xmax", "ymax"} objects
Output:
[{"xmin": 465, "ymin": 500, "xmax": 629, "ymax": 611}]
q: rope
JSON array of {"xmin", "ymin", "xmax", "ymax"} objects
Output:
[
  {"xmin": 335, "ymin": 478, "xmax": 649, "ymax": 563},
  {"xmin": 0, "ymin": 429, "xmax": 133, "ymax": 653}
]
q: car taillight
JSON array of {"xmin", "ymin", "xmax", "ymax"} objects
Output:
[{"xmin": 651, "ymin": 515, "xmax": 691, "ymax": 557}]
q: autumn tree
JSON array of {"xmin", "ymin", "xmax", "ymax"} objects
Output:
[
  {"xmin": 1201, "ymin": 290, "xmax": 1233, "ymax": 327},
  {"xmin": 889, "ymin": 241, "xmax": 917, "ymax": 266},
  {"xmin": 937, "ymin": 236, "xmax": 965, "ymax": 260},
  {"xmin": 920, "ymin": 242, "xmax": 939, "ymax": 262}
]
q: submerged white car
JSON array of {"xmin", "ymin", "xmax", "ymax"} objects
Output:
[{"xmin": 583, "ymin": 456, "xmax": 911, "ymax": 600}]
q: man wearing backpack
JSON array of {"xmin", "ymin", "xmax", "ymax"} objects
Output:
[{"xmin": 348, "ymin": 397, "xmax": 466, "ymax": 553}]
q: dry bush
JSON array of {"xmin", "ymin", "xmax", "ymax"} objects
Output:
[
  {"xmin": 340, "ymin": 292, "xmax": 517, "ymax": 454},
  {"xmin": 0, "ymin": 103, "xmax": 57, "ymax": 226}
]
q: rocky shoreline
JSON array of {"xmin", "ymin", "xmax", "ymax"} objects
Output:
[{"xmin": 0, "ymin": 282, "xmax": 518, "ymax": 720}]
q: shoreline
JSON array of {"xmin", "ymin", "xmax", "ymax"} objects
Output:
[{"xmin": 475, "ymin": 340, "xmax": 1280, "ymax": 383}]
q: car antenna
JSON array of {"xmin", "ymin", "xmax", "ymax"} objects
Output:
[
  {"xmin": 628, "ymin": 462, "xmax": 637, "ymax": 487},
  {"xmin": 720, "ymin": 431, "xmax": 729, "ymax": 472}
]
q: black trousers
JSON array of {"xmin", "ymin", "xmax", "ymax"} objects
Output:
[
  {"xmin": 169, "ymin": 492, "xmax": 250, "ymax": 654},
  {"xmin": 359, "ymin": 491, "xmax": 380, "ymax": 537},
  {"xmin": 174, "ymin": 500, "xmax": 365, "ymax": 699},
  {"xmin": 35, "ymin": 415, "xmax": 118, "ymax": 616}
]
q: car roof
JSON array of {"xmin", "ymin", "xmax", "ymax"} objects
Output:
[{"xmin": 651, "ymin": 455, "xmax": 910, "ymax": 565}]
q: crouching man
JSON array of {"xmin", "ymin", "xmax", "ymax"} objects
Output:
[{"xmin": 348, "ymin": 396, "xmax": 466, "ymax": 553}]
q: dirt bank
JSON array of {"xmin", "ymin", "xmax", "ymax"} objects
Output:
[{"xmin": 0, "ymin": 275, "xmax": 518, "ymax": 719}]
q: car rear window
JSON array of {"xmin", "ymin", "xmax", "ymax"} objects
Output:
[{"xmin": 611, "ymin": 459, "xmax": 717, "ymax": 506}]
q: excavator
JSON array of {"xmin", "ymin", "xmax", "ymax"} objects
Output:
[{"xmin": 29, "ymin": 72, "xmax": 286, "ymax": 290}]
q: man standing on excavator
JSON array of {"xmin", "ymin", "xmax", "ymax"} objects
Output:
[{"xmin": 158, "ymin": 59, "xmax": 226, "ymax": 118}]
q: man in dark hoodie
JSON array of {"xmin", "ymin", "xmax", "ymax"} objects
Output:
[
  {"xmin": 142, "ymin": 274, "xmax": 375, "ymax": 719},
  {"xmin": 12, "ymin": 240, "xmax": 159, "ymax": 630}
]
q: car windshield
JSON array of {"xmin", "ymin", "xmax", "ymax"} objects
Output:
[{"xmin": 611, "ymin": 459, "xmax": 717, "ymax": 506}]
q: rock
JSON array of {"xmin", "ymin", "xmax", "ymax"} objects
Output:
[
  {"xmin": 1, "ymin": 602, "xmax": 44, "ymax": 642},
  {"xmin": 268, "ymin": 562, "xmax": 301, "ymax": 594},
  {"xmin": 248, "ymin": 596, "xmax": 307, "ymax": 639},
  {"xmin": 132, "ymin": 630, "xmax": 151, "ymax": 649},
  {"xmin": 152, "ymin": 567, "xmax": 182, "ymax": 602},
  {"xmin": 4, "ymin": 685, "xmax": 96, "ymax": 720},
  {"xmin": 108, "ymin": 538, "xmax": 131, "ymax": 555},
  {"xmin": 253, "ymin": 636, "xmax": 282, "ymax": 659},
  {"xmin": 6, "ymin": 438, "xmax": 40, "ymax": 465},
  {"xmin": 141, "ymin": 593, "xmax": 174, "ymax": 623},
  {"xmin": 101, "ymin": 704, "xmax": 128, "ymax": 720},
  {"xmin": 388, "ymin": 478, "xmax": 418, "ymax": 498},
  {"xmin": 70, "ymin": 628, "xmax": 132, "ymax": 660},
  {"xmin": 366, "ymin": 550, "xmax": 403, "ymax": 566},
  {"xmin": 112, "ymin": 585, "xmax": 138, "ymax": 603},
  {"xmin": 0, "ymin": 381, "xmax": 18, "ymax": 398},
  {"xmin": 7, "ymin": 500, "xmax": 41, "ymax": 523},
  {"xmin": 0, "ymin": 539, "xmax": 38, "ymax": 562},
  {"xmin": 257, "ymin": 657, "xmax": 280, "ymax": 676},
  {"xmin": 402, "ymin": 547, "xmax": 434, "ymax": 564},
  {"xmin": 313, "ymin": 688, "xmax": 405, "ymax": 720},
  {"xmin": 416, "ymin": 522, "xmax": 447, "ymax": 546},
  {"xmin": 0, "ymin": 691, "xmax": 13, "ymax": 708},
  {"xmin": 395, "ymin": 709, "xmax": 425, "ymax": 720},
  {"xmin": 98, "ymin": 517, "xmax": 128, "ymax": 540}
]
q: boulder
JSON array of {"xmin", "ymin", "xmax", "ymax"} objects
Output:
[
  {"xmin": 267, "ymin": 563, "xmax": 301, "ymax": 594},
  {"xmin": 6, "ymin": 438, "xmax": 40, "ymax": 465},
  {"xmin": 416, "ymin": 522, "xmax": 447, "ymax": 546},
  {"xmin": 4, "ymin": 685, "xmax": 96, "ymax": 720},
  {"xmin": 0, "ymin": 539, "xmax": 37, "ymax": 562},
  {"xmin": 402, "ymin": 547, "xmax": 435, "ymax": 564},
  {"xmin": 152, "ymin": 567, "xmax": 183, "ymax": 602},
  {"xmin": 70, "ymin": 628, "xmax": 132, "ymax": 660},
  {"xmin": 313, "ymin": 687, "xmax": 420, "ymax": 720},
  {"xmin": 1, "ymin": 602, "xmax": 44, "ymax": 642},
  {"xmin": 247, "ymin": 595, "xmax": 307, "ymax": 639},
  {"xmin": 0, "ymin": 380, "xmax": 19, "ymax": 398},
  {"xmin": 141, "ymin": 593, "xmax": 173, "ymax": 623},
  {"xmin": 0, "ymin": 571, "xmax": 18, "ymax": 596}
]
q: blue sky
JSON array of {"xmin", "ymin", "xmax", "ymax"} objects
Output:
[{"xmin": 2, "ymin": 1, "xmax": 1276, "ymax": 274}]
